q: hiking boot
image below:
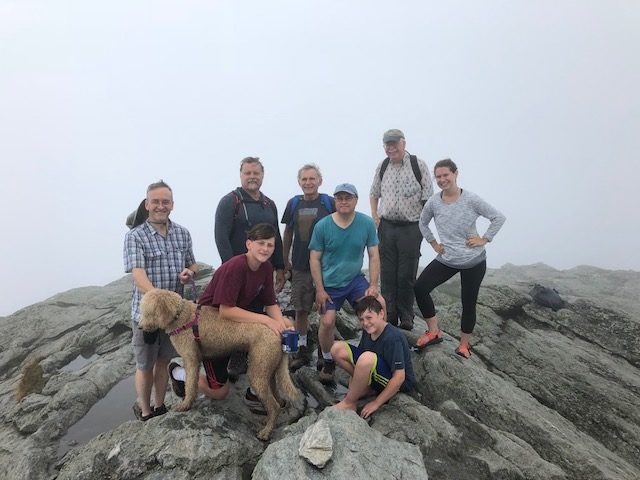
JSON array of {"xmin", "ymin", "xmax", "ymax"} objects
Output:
[
  {"xmin": 227, "ymin": 351, "xmax": 248, "ymax": 383},
  {"xmin": 399, "ymin": 318, "xmax": 414, "ymax": 331},
  {"xmin": 244, "ymin": 387, "xmax": 267, "ymax": 415},
  {"xmin": 168, "ymin": 362, "xmax": 185, "ymax": 398},
  {"xmin": 318, "ymin": 360, "xmax": 336, "ymax": 385},
  {"xmin": 289, "ymin": 345, "xmax": 311, "ymax": 371}
]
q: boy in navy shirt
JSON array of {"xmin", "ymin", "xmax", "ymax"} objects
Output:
[{"xmin": 331, "ymin": 296, "xmax": 415, "ymax": 419}]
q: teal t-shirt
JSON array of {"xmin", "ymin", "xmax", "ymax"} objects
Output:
[{"xmin": 308, "ymin": 212, "xmax": 379, "ymax": 289}]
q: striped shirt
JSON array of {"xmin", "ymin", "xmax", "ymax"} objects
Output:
[{"xmin": 124, "ymin": 220, "xmax": 195, "ymax": 322}]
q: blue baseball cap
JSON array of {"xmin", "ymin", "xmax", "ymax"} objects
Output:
[{"xmin": 334, "ymin": 183, "xmax": 358, "ymax": 197}]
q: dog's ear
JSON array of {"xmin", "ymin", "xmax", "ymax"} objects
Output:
[{"xmin": 153, "ymin": 290, "xmax": 181, "ymax": 328}]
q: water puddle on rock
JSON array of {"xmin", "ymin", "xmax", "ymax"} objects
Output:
[
  {"xmin": 56, "ymin": 375, "xmax": 136, "ymax": 460},
  {"xmin": 60, "ymin": 353, "xmax": 100, "ymax": 372}
]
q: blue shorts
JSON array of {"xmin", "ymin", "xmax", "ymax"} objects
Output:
[
  {"xmin": 344, "ymin": 342, "xmax": 392, "ymax": 393},
  {"xmin": 324, "ymin": 274, "xmax": 369, "ymax": 311}
]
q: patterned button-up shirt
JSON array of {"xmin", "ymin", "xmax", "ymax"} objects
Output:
[
  {"xmin": 370, "ymin": 152, "xmax": 433, "ymax": 222},
  {"xmin": 124, "ymin": 220, "xmax": 195, "ymax": 322}
]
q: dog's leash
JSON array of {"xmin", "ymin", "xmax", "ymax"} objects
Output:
[
  {"xmin": 169, "ymin": 271, "xmax": 203, "ymax": 350},
  {"xmin": 186, "ymin": 271, "xmax": 198, "ymax": 301}
]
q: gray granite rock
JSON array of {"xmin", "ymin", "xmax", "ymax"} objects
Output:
[
  {"xmin": 0, "ymin": 263, "xmax": 638, "ymax": 480},
  {"xmin": 253, "ymin": 408, "xmax": 428, "ymax": 479},
  {"xmin": 298, "ymin": 418, "xmax": 332, "ymax": 468}
]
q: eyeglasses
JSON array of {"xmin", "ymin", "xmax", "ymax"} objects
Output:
[{"xmin": 335, "ymin": 194, "xmax": 355, "ymax": 202}]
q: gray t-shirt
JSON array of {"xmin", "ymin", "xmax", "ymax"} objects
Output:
[
  {"xmin": 419, "ymin": 189, "xmax": 506, "ymax": 268},
  {"xmin": 281, "ymin": 195, "xmax": 334, "ymax": 271}
]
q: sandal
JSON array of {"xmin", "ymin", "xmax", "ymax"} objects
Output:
[
  {"xmin": 416, "ymin": 329, "xmax": 443, "ymax": 350},
  {"xmin": 455, "ymin": 344, "xmax": 471, "ymax": 359}
]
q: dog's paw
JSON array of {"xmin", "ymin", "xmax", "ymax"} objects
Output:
[
  {"xmin": 256, "ymin": 428, "xmax": 272, "ymax": 441},
  {"xmin": 174, "ymin": 400, "xmax": 192, "ymax": 412}
]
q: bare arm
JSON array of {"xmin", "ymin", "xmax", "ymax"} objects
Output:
[
  {"xmin": 282, "ymin": 225, "xmax": 293, "ymax": 272},
  {"xmin": 365, "ymin": 245, "xmax": 380, "ymax": 297},
  {"xmin": 265, "ymin": 304, "xmax": 294, "ymax": 330},
  {"xmin": 132, "ymin": 268, "xmax": 154, "ymax": 294},
  {"xmin": 219, "ymin": 304, "xmax": 288, "ymax": 335},
  {"xmin": 310, "ymin": 249, "xmax": 332, "ymax": 313},
  {"xmin": 369, "ymin": 196, "xmax": 380, "ymax": 227},
  {"xmin": 360, "ymin": 368, "xmax": 405, "ymax": 419}
]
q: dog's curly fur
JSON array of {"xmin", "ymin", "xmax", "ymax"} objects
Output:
[{"xmin": 139, "ymin": 288, "xmax": 301, "ymax": 440}]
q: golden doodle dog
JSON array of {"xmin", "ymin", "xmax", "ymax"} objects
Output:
[{"xmin": 139, "ymin": 288, "xmax": 301, "ymax": 440}]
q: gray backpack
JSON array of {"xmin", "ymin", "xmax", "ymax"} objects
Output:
[{"xmin": 529, "ymin": 284, "xmax": 566, "ymax": 311}]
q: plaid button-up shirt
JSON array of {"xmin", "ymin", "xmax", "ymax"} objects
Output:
[{"xmin": 124, "ymin": 220, "xmax": 195, "ymax": 322}]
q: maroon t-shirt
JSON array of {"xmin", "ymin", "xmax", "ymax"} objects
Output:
[{"xmin": 198, "ymin": 254, "xmax": 276, "ymax": 309}]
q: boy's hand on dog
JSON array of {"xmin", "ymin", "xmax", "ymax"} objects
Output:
[
  {"xmin": 282, "ymin": 317, "xmax": 295, "ymax": 330},
  {"xmin": 265, "ymin": 316, "xmax": 290, "ymax": 335}
]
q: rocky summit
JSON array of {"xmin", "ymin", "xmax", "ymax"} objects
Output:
[{"xmin": 0, "ymin": 263, "xmax": 638, "ymax": 480}]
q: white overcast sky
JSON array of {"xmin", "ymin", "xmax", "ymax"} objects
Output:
[{"xmin": 1, "ymin": 1, "xmax": 638, "ymax": 316}]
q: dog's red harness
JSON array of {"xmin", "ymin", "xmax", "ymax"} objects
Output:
[{"xmin": 168, "ymin": 303, "xmax": 203, "ymax": 349}]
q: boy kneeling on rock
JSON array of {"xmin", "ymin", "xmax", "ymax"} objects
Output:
[{"xmin": 332, "ymin": 295, "xmax": 416, "ymax": 419}]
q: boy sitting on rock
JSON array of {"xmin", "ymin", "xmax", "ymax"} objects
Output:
[{"xmin": 332, "ymin": 295, "xmax": 416, "ymax": 419}]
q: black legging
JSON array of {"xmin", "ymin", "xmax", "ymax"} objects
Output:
[{"xmin": 414, "ymin": 259, "xmax": 486, "ymax": 334}]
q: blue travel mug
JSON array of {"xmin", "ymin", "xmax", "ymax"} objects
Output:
[{"xmin": 281, "ymin": 330, "xmax": 299, "ymax": 353}]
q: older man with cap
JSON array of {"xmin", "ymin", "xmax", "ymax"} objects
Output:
[
  {"xmin": 370, "ymin": 129, "xmax": 433, "ymax": 331},
  {"xmin": 309, "ymin": 183, "xmax": 381, "ymax": 384}
]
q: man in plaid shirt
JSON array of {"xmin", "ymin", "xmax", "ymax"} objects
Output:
[{"xmin": 124, "ymin": 180, "xmax": 198, "ymax": 421}]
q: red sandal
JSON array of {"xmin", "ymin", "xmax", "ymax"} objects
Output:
[
  {"xmin": 416, "ymin": 329, "xmax": 443, "ymax": 350},
  {"xmin": 455, "ymin": 344, "xmax": 471, "ymax": 359}
]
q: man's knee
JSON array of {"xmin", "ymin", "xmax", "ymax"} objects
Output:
[
  {"xmin": 319, "ymin": 311, "xmax": 336, "ymax": 329},
  {"xmin": 355, "ymin": 351, "xmax": 376, "ymax": 368},
  {"xmin": 330, "ymin": 341, "xmax": 347, "ymax": 359}
]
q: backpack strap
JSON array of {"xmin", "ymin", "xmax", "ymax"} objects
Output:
[
  {"xmin": 379, "ymin": 154, "xmax": 422, "ymax": 185},
  {"xmin": 378, "ymin": 157, "xmax": 390, "ymax": 181},
  {"xmin": 289, "ymin": 195, "xmax": 303, "ymax": 220},
  {"xmin": 409, "ymin": 155, "xmax": 422, "ymax": 184},
  {"xmin": 263, "ymin": 194, "xmax": 278, "ymax": 218},
  {"xmin": 289, "ymin": 193, "xmax": 335, "ymax": 229},
  {"xmin": 231, "ymin": 188, "xmax": 278, "ymax": 223},
  {"xmin": 228, "ymin": 190, "xmax": 244, "ymax": 220},
  {"xmin": 319, "ymin": 193, "xmax": 335, "ymax": 213}
]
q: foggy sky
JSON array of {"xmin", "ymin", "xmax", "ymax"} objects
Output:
[{"xmin": 1, "ymin": 1, "xmax": 638, "ymax": 316}]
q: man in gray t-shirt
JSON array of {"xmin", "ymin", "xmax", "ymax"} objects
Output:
[{"xmin": 281, "ymin": 164, "xmax": 335, "ymax": 370}]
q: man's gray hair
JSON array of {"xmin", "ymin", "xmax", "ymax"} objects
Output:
[
  {"xmin": 297, "ymin": 163, "xmax": 322, "ymax": 179},
  {"xmin": 146, "ymin": 180, "xmax": 172, "ymax": 195},
  {"xmin": 240, "ymin": 156, "xmax": 264, "ymax": 172}
]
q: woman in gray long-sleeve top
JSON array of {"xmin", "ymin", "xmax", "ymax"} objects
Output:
[{"xmin": 414, "ymin": 159, "xmax": 506, "ymax": 358}]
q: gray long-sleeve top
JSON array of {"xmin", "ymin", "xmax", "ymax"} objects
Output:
[
  {"xmin": 419, "ymin": 189, "xmax": 506, "ymax": 269},
  {"xmin": 214, "ymin": 187, "xmax": 285, "ymax": 269}
]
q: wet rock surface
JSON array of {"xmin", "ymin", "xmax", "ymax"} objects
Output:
[{"xmin": 0, "ymin": 263, "xmax": 638, "ymax": 479}]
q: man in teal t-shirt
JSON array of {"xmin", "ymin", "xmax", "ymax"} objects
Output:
[{"xmin": 309, "ymin": 183, "xmax": 381, "ymax": 384}]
